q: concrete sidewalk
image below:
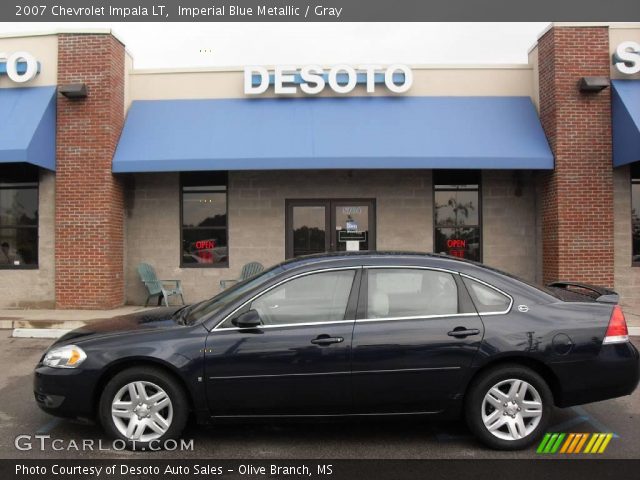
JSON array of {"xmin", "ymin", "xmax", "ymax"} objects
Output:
[{"xmin": 0, "ymin": 306, "xmax": 154, "ymax": 337}]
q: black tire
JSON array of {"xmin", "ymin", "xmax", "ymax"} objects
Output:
[
  {"xmin": 465, "ymin": 364, "xmax": 553, "ymax": 450},
  {"xmin": 98, "ymin": 366, "xmax": 189, "ymax": 450}
]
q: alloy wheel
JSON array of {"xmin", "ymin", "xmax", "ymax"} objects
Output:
[
  {"xmin": 111, "ymin": 380, "xmax": 173, "ymax": 442},
  {"xmin": 481, "ymin": 378, "xmax": 543, "ymax": 441}
]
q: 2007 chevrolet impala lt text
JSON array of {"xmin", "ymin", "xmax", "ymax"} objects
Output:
[{"xmin": 33, "ymin": 252, "xmax": 639, "ymax": 450}]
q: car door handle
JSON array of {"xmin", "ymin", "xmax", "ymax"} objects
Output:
[
  {"xmin": 447, "ymin": 327, "xmax": 481, "ymax": 338},
  {"xmin": 311, "ymin": 335, "xmax": 344, "ymax": 346}
]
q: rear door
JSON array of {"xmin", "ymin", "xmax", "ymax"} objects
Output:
[{"xmin": 351, "ymin": 267, "xmax": 484, "ymax": 413}]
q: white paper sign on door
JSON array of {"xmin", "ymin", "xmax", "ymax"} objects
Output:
[{"xmin": 346, "ymin": 241, "xmax": 360, "ymax": 251}]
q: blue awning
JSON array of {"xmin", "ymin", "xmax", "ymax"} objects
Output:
[
  {"xmin": 0, "ymin": 86, "xmax": 56, "ymax": 170},
  {"xmin": 112, "ymin": 96, "xmax": 554, "ymax": 173},
  {"xmin": 612, "ymin": 80, "xmax": 640, "ymax": 167}
]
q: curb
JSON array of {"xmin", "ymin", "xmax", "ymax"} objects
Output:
[{"xmin": 12, "ymin": 328, "xmax": 72, "ymax": 339}]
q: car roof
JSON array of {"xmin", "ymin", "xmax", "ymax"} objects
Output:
[{"xmin": 279, "ymin": 251, "xmax": 479, "ymax": 271}]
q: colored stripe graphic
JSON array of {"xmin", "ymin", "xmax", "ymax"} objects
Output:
[{"xmin": 537, "ymin": 433, "xmax": 613, "ymax": 454}]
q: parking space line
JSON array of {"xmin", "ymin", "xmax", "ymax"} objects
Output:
[
  {"xmin": 549, "ymin": 414, "xmax": 589, "ymax": 432},
  {"xmin": 36, "ymin": 418, "xmax": 62, "ymax": 435},
  {"xmin": 570, "ymin": 406, "xmax": 619, "ymax": 438}
]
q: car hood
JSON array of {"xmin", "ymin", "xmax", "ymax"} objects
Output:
[{"xmin": 53, "ymin": 307, "xmax": 184, "ymax": 345}]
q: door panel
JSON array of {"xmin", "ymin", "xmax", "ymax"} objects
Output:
[
  {"xmin": 204, "ymin": 268, "xmax": 360, "ymax": 416},
  {"xmin": 205, "ymin": 323, "xmax": 354, "ymax": 415},
  {"xmin": 351, "ymin": 268, "xmax": 484, "ymax": 413}
]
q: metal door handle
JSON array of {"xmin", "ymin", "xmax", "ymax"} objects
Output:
[
  {"xmin": 311, "ymin": 335, "xmax": 344, "ymax": 345},
  {"xmin": 447, "ymin": 328, "xmax": 480, "ymax": 338}
]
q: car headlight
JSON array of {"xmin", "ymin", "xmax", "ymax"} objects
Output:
[{"xmin": 42, "ymin": 345, "xmax": 87, "ymax": 369}]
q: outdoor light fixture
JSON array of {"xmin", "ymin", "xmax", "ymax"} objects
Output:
[
  {"xmin": 59, "ymin": 83, "xmax": 88, "ymax": 99},
  {"xmin": 579, "ymin": 76, "xmax": 610, "ymax": 92}
]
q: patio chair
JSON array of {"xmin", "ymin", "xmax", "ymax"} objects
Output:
[
  {"xmin": 137, "ymin": 263, "xmax": 185, "ymax": 307},
  {"xmin": 220, "ymin": 261, "xmax": 265, "ymax": 290}
]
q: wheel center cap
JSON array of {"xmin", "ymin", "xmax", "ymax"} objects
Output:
[{"xmin": 135, "ymin": 405, "xmax": 150, "ymax": 418}]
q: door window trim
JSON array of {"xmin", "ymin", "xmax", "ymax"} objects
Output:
[
  {"xmin": 212, "ymin": 266, "xmax": 362, "ymax": 331},
  {"xmin": 355, "ymin": 265, "xmax": 513, "ymax": 322}
]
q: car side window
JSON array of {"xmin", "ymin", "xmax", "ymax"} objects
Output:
[
  {"xmin": 462, "ymin": 277, "xmax": 511, "ymax": 313},
  {"xmin": 366, "ymin": 269, "xmax": 459, "ymax": 318},
  {"xmin": 249, "ymin": 270, "xmax": 356, "ymax": 326}
]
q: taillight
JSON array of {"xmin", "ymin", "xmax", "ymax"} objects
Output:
[{"xmin": 603, "ymin": 305, "xmax": 629, "ymax": 344}]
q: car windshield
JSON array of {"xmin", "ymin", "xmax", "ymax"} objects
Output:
[{"xmin": 180, "ymin": 265, "xmax": 284, "ymax": 325}]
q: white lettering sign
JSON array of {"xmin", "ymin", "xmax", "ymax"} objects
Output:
[
  {"xmin": 0, "ymin": 51, "xmax": 39, "ymax": 83},
  {"xmin": 613, "ymin": 41, "xmax": 640, "ymax": 75},
  {"xmin": 244, "ymin": 64, "xmax": 413, "ymax": 95}
]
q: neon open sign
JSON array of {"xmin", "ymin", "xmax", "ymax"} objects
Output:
[
  {"xmin": 195, "ymin": 240, "xmax": 215, "ymax": 249},
  {"xmin": 447, "ymin": 239, "xmax": 466, "ymax": 248},
  {"xmin": 0, "ymin": 51, "xmax": 40, "ymax": 83}
]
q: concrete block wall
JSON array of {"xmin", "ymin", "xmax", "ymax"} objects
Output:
[
  {"xmin": 124, "ymin": 170, "xmax": 434, "ymax": 304},
  {"xmin": 613, "ymin": 165, "xmax": 640, "ymax": 322},
  {"xmin": 0, "ymin": 170, "xmax": 56, "ymax": 308},
  {"xmin": 124, "ymin": 169, "xmax": 540, "ymax": 305},
  {"xmin": 482, "ymin": 171, "xmax": 539, "ymax": 283}
]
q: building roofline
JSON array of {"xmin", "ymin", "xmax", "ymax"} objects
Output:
[
  {"xmin": 0, "ymin": 28, "xmax": 126, "ymax": 46},
  {"xmin": 130, "ymin": 63, "xmax": 532, "ymax": 75}
]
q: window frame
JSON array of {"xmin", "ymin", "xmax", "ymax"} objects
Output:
[
  {"xmin": 632, "ymin": 163, "xmax": 640, "ymax": 267},
  {"xmin": 433, "ymin": 170, "xmax": 482, "ymax": 262},
  {"xmin": 213, "ymin": 267, "xmax": 362, "ymax": 330},
  {"xmin": 179, "ymin": 172, "xmax": 229, "ymax": 269},
  {"xmin": 459, "ymin": 273, "xmax": 514, "ymax": 315},
  {"xmin": 0, "ymin": 165, "xmax": 39, "ymax": 270},
  {"xmin": 357, "ymin": 266, "xmax": 479, "ymax": 322}
]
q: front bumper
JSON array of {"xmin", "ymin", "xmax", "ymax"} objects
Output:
[
  {"xmin": 33, "ymin": 364, "xmax": 98, "ymax": 421},
  {"xmin": 552, "ymin": 341, "xmax": 640, "ymax": 407}
]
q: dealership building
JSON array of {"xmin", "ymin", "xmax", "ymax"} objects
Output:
[{"xmin": 0, "ymin": 23, "xmax": 639, "ymax": 318}]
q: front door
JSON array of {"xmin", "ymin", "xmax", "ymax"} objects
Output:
[
  {"xmin": 286, "ymin": 199, "xmax": 376, "ymax": 258},
  {"xmin": 204, "ymin": 268, "xmax": 361, "ymax": 416}
]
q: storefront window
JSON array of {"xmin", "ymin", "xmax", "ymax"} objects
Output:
[
  {"xmin": 180, "ymin": 172, "xmax": 228, "ymax": 267},
  {"xmin": 434, "ymin": 171, "xmax": 481, "ymax": 261},
  {"xmin": 0, "ymin": 164, "xmax": 38, "ymax": 268},
  {"xmin": 632, "ymin": 163, "xmax": 640, "ymax": 266}
]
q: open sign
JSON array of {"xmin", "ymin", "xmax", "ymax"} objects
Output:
[
  {"xmin": 195, "ymin": 240, "xmax": 215, "ymax": 250},
  {"xmin": 447, "ymin": 239, "xmax": 466, "ymax": 248}
]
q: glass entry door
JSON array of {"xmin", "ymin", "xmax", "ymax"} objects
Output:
[{"xmin": 286, "ymin": 199, "xmax": 376, "ymax": 258}]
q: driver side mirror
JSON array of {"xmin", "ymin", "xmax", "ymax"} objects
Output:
[{"xmin": 232, "ymin": 309, "xmax": 262, "ymax": 328}]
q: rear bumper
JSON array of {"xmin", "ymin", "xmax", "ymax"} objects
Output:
[
  {"xmin": 33, "ymin": 365, "xmax": 97, "ymax": 421},
  {"xmin": 551, "ymin": 341, "xmax": 640, "ymax": 407}
]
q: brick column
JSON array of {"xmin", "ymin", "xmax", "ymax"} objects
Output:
[
  {"xmin": 55, "ymin": 34, "xmax": 125, "ymax": 308},
  {"xmin": 538, "ymin": 26, "xmax": 614, "ymax": 287}
]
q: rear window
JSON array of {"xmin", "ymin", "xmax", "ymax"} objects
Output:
[{"xmin": 462, "ymin": 277, "xmax": 511, "ymax": 313}]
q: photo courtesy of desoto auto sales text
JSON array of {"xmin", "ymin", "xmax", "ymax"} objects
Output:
[{"xmin": 0, "ymin": 1, "xmax": 638, "ymax": 479}]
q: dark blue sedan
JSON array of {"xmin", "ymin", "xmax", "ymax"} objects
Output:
[{"xmin": 34, "ymin": 252, "xmax": 639, "ymax": 450}]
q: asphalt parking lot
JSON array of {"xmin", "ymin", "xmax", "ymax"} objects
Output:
[{"xmin": 0, "ymin": 331, "xmax": 638, "ymax": 460}]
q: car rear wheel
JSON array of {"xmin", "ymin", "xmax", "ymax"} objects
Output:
[
  {"xmin": 465, "ymin": 364, "xmax": 552, "ymax": 450},
  {"xmin": 99, "ymin": 366, "xmax": 189, "ymax": 450}
]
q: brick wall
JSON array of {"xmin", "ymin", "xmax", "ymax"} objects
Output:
[
  {"xmin": 55, "ymin": 34, "xmax": 126, "ymax": 308},
  {"xmin": 538, "ymin": 26, "xmax": 614, "ymax": 287}
]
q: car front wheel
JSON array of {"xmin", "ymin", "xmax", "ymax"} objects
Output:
[
  {"xmin": 99, "ymin": 366, "xmax": 189, "ymax": 450},
  {"xmin": 465, "ymin": 364, "xmax": 552, "ymax": 450}
]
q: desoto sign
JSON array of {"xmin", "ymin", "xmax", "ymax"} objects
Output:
[
  {"xmin": 613, "ymin": 41, "xmax": 640, "ymax": 75},
  {"xmin": 244, "ymin": 65, "xmax": 413, "ymax": 95},
  {"xmin": 0, "ymin": 51, "xmax": 39, "ymax": 83}
]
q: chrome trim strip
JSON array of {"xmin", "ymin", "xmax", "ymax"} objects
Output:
[
  {"xmin": 208, "ymin": 366, "xmax": 460, "ymax": 381},
  {"xmin": 209, "ymin": 371, "xmax": 350, "ymax": 380},
  {"xmin": 212, "ymin": 266, "xmax": 361, "ymax": 331},
  {"xmin": 352, "ymin": 366, "xmax": 460, "ymax": 374},
  {"xmin": 362, "ymin": 264, "xmax": 457, "ymax": 274},
  {"xmin": 211, "ymin": 410, "xmax": 441, "ymax": 419},
  {"xmin": 458, "ymin": 272, "xmax": 514, "ymax": 315},
  {"xmin": 213, "ymin": 319, "xmax": 354, "ymax": 332}
]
